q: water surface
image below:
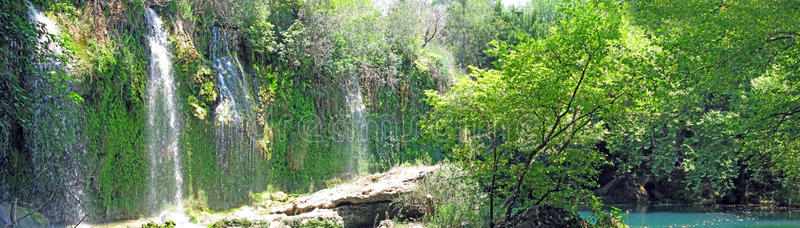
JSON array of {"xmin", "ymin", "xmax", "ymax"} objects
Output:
[{"xmin": 579, "ymin": 205, "xmax": 800, "ymax": 228}]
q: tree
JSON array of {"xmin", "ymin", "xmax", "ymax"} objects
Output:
[
  {"xmin": 494, "ymin": 0, "xmax": 563, "ymax": 43},
  {"xmin": 423, "ymin": 0, "xmax": 652, "ymax": 224},
  {"xmin": 608, "ymin": 0, "xmax": 800, "ymax": 203},
  {"xmin": 442, "ymin": 0, "xmax": 498, "ymax": 69},
  {"xmin": 421, "ymin": 3, "xmax": 446, "ymax": 48}
]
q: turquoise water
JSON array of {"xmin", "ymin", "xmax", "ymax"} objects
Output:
[{"xmin": 578, "ymin": 205, "xmax": 800, "ymax": 228}]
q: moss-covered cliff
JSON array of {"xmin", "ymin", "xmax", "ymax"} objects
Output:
[{"xmin": 1, "ymin": 0, "xmax": 450, "ymax": 222}]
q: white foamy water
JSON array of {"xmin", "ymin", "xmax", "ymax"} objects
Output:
[
  {"xmin": 145, "ymin": 8, "xmax": 185, "ymax": 220},
  {"xmin": 28, "ymin": 2, "xmax": 63, "ymax": 57}
]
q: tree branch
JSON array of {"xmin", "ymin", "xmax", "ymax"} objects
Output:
[
  {"xmin": 504, "ymin": 50, "xmax": 593, "ymax": 217},
  {"xmin": 766, "ymin": 32, "xmax": 798, "ymax": 42},
  {"xmin": 8, "ymin": 193, "xmax": 53, "ymax": 228},
  {"xmin": 769, "ymin": 106, "xmax": 800, "ymax": 118},
  {"xmin": 535, "ymin": 175, "xmax": 565, "ymax": 206}
]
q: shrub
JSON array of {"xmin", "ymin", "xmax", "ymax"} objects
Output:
[{"xmin": 396, "ymin": 165, "xmax": 487, "ymax": 227}]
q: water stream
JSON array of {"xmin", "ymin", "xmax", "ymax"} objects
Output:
[
  {"xmin": 25, "ymin": 2, "xmax": 87, "ymax": 224},
  {"xmin": 144, "ymin": 8, "xmax": 186, "ymax": 222},
  {"xmin": 344, "ymin": 74, "xmax": 368, "ymax": 174},
  {"xmin": 210, "ymin": 27, "xmax": 259, "ymax": 203}
]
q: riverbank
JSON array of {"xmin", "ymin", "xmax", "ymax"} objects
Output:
[{"xmin": 78, "ymin": 165, "xmax": 437, "ymax": 227}]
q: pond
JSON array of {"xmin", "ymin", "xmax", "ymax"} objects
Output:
[{"xmin": 578, "ymin": 204, "xmax": 800, "ymax": 228}]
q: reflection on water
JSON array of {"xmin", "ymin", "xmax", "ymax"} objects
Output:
[{"xmin": 579, "ymin": 205, "xmax": 800, "ymax": 228}]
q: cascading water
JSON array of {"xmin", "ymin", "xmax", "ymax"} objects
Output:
[
  {"xmin": 345, "ymin": 74, "xmax": 368, "ymax": 174},
  {"xmin": 210, "ymin": 27, "xmax": 260, "ymax": 204},
  {"xmin": 144, "ymin": 8, "xmax": 186, "ymax": 222},
  {"xmin": 25, "ymin": 2, "xmax": 88, "ymax": 224}
]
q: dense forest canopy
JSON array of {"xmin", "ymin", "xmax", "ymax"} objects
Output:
[
  {"xmin": 424, "ymin": 0, "xmax": 800, "ymax": 225},
  {"xmin": 1, "ymin": 0, "xmax": 799, "ymax": 227}
]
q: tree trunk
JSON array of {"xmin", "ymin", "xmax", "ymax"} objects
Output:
[{"xmin": 459, "ymin": 0, "xmax": 466, "ymax": 68}]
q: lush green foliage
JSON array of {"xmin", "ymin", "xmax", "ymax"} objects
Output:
[
  {"xmin": 2, "ymin": 0, "xmax": 799, "ymax": 225},
  {"xmin": 0, "ymin": 0, "xmax": 43, "ymax": 205},
  {"xmin": 441, "ymin": 0, "xmax": 562, "ymax": 69},
  {"xmin": 607, "ymin": 0, "xmax": 800, "ymax": 204},
  {"xmin": 0, "ymin": 0, "xmax": 48, "ymax": 220},
  {"xmin": 1, "ymin": 0, "xmax": 451, "ymax": 221},
  {"xmin": 423, "ymin": 0, "xmax": 654, "ymax": 223},
  {"xmin": 397, "ymin": 165, "xmax": 487, "ymax": 227},
  {"xmin": 429, "ymin": 0, "xmax": 800, "ymax": 221}
]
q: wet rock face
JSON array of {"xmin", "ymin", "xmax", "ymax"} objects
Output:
[{"xmin": 494, "ymin": 205, "xmax": 590, "ymax": 228}]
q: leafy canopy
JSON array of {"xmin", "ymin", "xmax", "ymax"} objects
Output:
[{"xmin": 423, "ymin": 0, "xmax": 654, "ymax": 221}]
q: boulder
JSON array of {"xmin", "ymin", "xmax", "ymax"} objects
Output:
[
  {"xmin": 264, "ymin": 165, "xmax": 437, "ymax": 227},
  {"xmin": 271, "ymin": 166, "xmax": 438, "ymax": 216},
  {"xmin": 377, "ymin": 219, "xmax": 395, "ymax": 228},
  {"xmin": 271, "ymin": 192, "xmax": 289, "ymax": 202}
]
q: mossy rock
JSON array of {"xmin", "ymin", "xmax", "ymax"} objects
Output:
[
  {"xmin": 271, "ymin": 192, "xmax": 289, "ymax": 202},
  {"xmin": 141, "ymin": 220, "xmax": 175, "ymax": 228},
  {"xmin": 283, "ymin": 218, "xmax": 342, "ymax": 228},
  {"xmin": 210, "ymin": 219, "xmax": 270, "ymax": 228}
]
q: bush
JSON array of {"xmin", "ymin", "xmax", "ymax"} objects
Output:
[{"xmin": 396, "ymin": 165, "xmax": 487, "ymax": 227}]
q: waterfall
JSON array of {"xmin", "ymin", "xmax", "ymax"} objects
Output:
[
  {"xmin": 144, "ymin": 8, "xmax": 186, "ymax": 221},
  {"xmin": 25, "ymin": 2, "xmax": 87, "ymax": 224},
  {"xmin": 345, "ymin": 74, "xmax": 368, "ymax": 174},
  {"xmin": 211, "ymin": 28, "xmax": 254, "ymax": 131},
  {"xmin": 210, "ymin": 27, "xmax": 259, "ymax": 203},
  {"xmin": 28, "ymin": 2, "xmax": 65, "ymax": 61}
]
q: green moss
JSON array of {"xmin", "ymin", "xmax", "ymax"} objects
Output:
[
  {"xmin": 283, "ymin": 218, "xmax": 342, "ymax": 228},
  {"xmin": 2, "ymin": 0, "xmax": 450, "ymax": 221},
  {"xmin": 84, "ymin": 31, "xmax": 149, "ymax": 219},
  {"xmin": 210, "ymin": 219, "xmax": 270, "ymax": 228},
  {"xmin": 142, "ymin": 220, "xmax": 176, "ymax": 228}
]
